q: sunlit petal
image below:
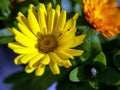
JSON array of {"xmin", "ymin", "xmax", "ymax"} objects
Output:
[
  {"xmin": 29, "ymin": 53, "xmax": 44, "ymax": 68},
  {"xmin": 49, "ymin": 61, "xmax": 60, "ymax": 74},
  {"xmin": 35, "ymin": 64, "xmax": 46, "ymax": 76}
]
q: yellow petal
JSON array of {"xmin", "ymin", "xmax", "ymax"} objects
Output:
[
  {"xmin": 58, "ymin": 27, "xmax": 76, "ymax": 49},
  {"xmin": 12, "ymin": 28, "xmax": 36, "ymax": 47},
  {"xmin": 15, "ymin": 36, "xmax": 36, "ymax": 47},
  {"xmin": 54, "ymin": 50, "xmax": 69, "ymax": 59},
  {"xmin": 65, "ymin": 49, "xmax": 84, "ymax": 56},
  {"xmin": 29, "ymin": 53, "xmax": 44, "ymax": 68},
  {"xmin": 49, "ymin": 52, "xmax": 62, "ymax": 64},
  {"xmin": 13, "ymin": 48, "xmax": 38, "ymax": 54},
  {"xmin": 14, "ymin": 55, "xmax": 23, "ymax": 64},
  {"xmin": 72, "ymin": 34, "xmax": 86, "ymax": 47},
  {"xmin": 38, "ymin": 7, "xmax": 47, "ymax": 34},
  {"xmin": 62, "ymin": 16, "xmax": 77, "ymax": 33},
  {"xmin": 18, "ymin": 23, "xmax": 37, "ymax": 41},
  {"xmin": 7, "ymin": 28, "xmax": 14, "ymax": 35},
  {"xmin": 58, "ymin": 28, "xmax": 75, "ymax": 42},
  {"xmin": 29, "ymin": 4, "xmax": 37, "ymax": 19},
  {"xmin": 47, "ymin": 3, "xmax": 52, "ymax": 10},
  {"xmin": 55, "ymin": 4, "xmax": 60, "ymax": 18},
  {"xmin": 54, "ymin": 50, "xmax": 74, "ymax": 59},
  {"xmin": 62, "ymin": 19, "xmax": 72, "ymax": 33},
  {"xmin": 35, "ymin": 64, "xmax": 46, "ymax": 76},
  {"xmin": 53, "ymin": 10, "xmax": 66, "ymax": 36},
  {"xmin": 61, "ymin": 59, "xmax": 72, "ymax": 68},
  {"xmin": 28, "ymin": 9, "xmax": 40, "ymax": 36},
  {"xmin": 8, "ymin": 42, "xmax": 23, "ymax": 49},
  {"xmin": 56, "ymin": 10, "xmax": 66, "ymax": 30},
  {"xmin": 20, "ymin": 53, "xmax": 38, "ymax": 64},
  {"xmin": 38, "ymin": 3, "xmax": 46, "ymax": 14},
  {"xmin": 16, "ymin": 12, "xmax": 34, "ymax": 38},
  {"xmin": 73, "ymin": 13, "xmax": 79, "ymax": 20},
  {"xmin": 16, "ymin": 12, "xmax": 28, "ymax": 26},
  {"xmin": 40, "ymin": 54, "xmax": 50, "ymax": 65},
  {"xmin": 58, "ymin": 19, "xmax": 76, "ymax": 39},
  {"xmin": 49, "ymin": 61, "xmax": 60, "ymax": 74},
  {"xmin": 25, "ymin": 65, "xmax": 36, "ymax": 73},
  {"xmin": 47, "ymin": 8, "xmax": 55, "ymax": 34},
  {"xmin": 54, "ymin": 4, "xmax": 60, "ymax": 29}
]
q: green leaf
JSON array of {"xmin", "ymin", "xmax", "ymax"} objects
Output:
[
  {"xmin": 88, "ymin": 80, "xmax": 99, "ymax": 89},
  {"xmin": 57, "ymin": 77, "xmax": 95, "ymax": 90},
  {"xmin": 76, "ymin": 0, "xmax": 83, "ymax": 15},
  {"xmin": 92, "ymin": 52, "xmax": 106, "ymax": 72},
  {"xmin": 78, "ymin": 26, "xmax": 102, "ymax": 62},
  {"xmin": 0, "ymin": 0, "xmax": 11, "ymax": 19},
  {"xmin": 99, "ymin": 67, "xmax": 120, "ymax": 86},
  {"xmin": 93, "ymin": 52, "xmax": 106, "ymax": 66},
  {"xmin": 0, "ymin": 28, "xmax": 14, "ymax": 45},
  {"xmin": 4, "ymin": 71, "xmax": 33, "ymax": 83},
  {"xmin": 0, "ymin": 36, "xmax": 14, "ymax": 45},
  {"xmin": 4, "ymin": 71, "xmax": 57, "ymax": 90},
  {"xmin": 99, "ymin": 84, "xmax": 119, "ymax": 90},
  {"xmin": 4, "ymin": 67, "xmax": 71, "ymax": 90},
  {"xmin": 113, "ymin": 51, "xmax": 120, "ymax": 70},
  {"xmin": 69, "ymin": 66, "xmax": 86, "ymax": 82},
  {"xmin": 69, "ymin": 67, "xmax": 80, "ymax": 82}
]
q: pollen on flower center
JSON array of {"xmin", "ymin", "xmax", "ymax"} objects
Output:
[{"xmin": 38, "ymin": 35, "xmax": 58, "ymax": 53}]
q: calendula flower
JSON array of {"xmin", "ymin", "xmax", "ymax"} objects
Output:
[
  {"xmin": 8, "ymin": 3, "xmax": 85, "ymax": 76},
  {"xmin": 83, "ymin": 0, "xmax": 120, "ymax": 38},
  {"xmin": 10, "ymin": 0, "xmax": 25, "ymax": 3}
]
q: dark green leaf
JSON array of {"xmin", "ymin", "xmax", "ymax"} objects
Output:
[
  {"xmin": 57, "ymin": 77, "xmax": 95, "ymax": 90},
  {"xmin": 113, "ymin": 51, "xmax": 120, "ymax": 70},
  {"xmin": 78, "ymin": 26, "xmax": 102, "ymax": 62},
  {"xmin": 99, "ymin": 84, "xmax": 119, "ymax": 90},
  {"xmin": 4, "ymin": 71, "xmax": 57, "ymax": 90},
  {"xmin": 99, "ymin": 67, "xmax": 120, "ymax": 86},
  {"xmin": 92, "ymin": 52, "xmax": 106, "ymax": 72},
  {"xmin": 4, "ymin": 67, "xmax": 71, "ymax": 90}
]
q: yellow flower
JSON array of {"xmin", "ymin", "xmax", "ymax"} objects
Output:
[
  {"xmin": 8, "ymin": 3, "xmax": 85, "ymax": 76},
  {"xmin": 82, "ymin": 0, "xmax": 120, "ymax": 38}
]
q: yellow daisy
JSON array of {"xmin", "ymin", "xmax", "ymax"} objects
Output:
[
  {"xmin": 8, "ymin": 3, "xmax": 85, "ymax": 76},
  {"xmin": 82, "ymin": 0, "xmax": 120, "ymax": 38}
]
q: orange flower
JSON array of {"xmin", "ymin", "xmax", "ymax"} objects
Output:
[
  {"xmin": 82, "ymin": 0, "xmax": 120, "ymax": 38},
  {"xmin": 10, "ymin": 0, "xmax": 25, "ymax": 3},
  {"xmin": 17, "ymin": 0, "xmax": 25, "ymax": 3}
]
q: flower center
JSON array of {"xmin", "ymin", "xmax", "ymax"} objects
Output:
[{"xmin": 38, "ymin": 35, "xmax": 58, "ymax": 53}]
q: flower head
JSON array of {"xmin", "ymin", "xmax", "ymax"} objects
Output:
[
  {"xmin": 8, "ymin": 3, "xmax": 85, "ymax": 76},
  {"xmin": 83, "ymin": 0, "xmax": 120, "ymax": 38},
  {"xmin": 10, "ymin": 0, "xmax": 25, "ymax": 3}
]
